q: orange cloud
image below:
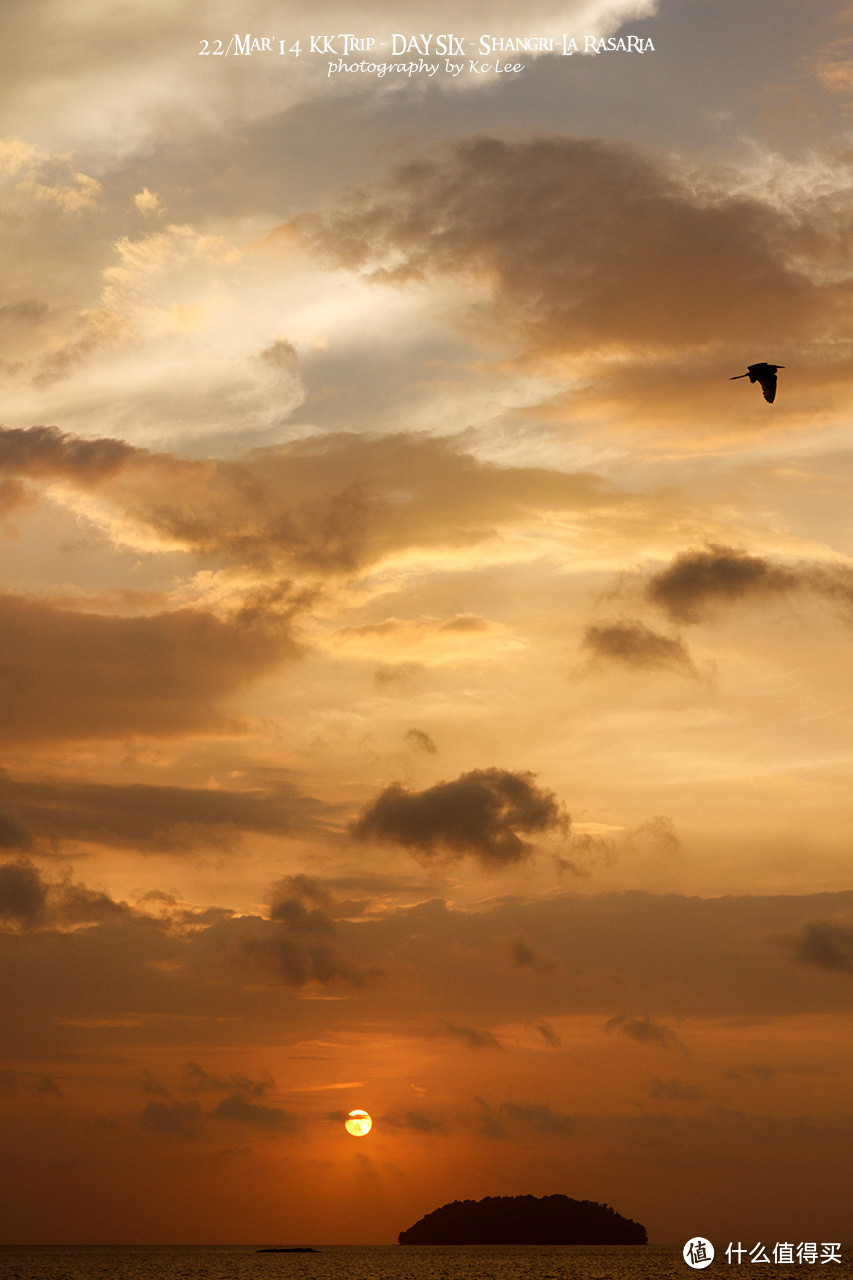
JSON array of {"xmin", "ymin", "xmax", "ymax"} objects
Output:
[
  {"xmin": 0, "ymin": 593, "xmax": 295, "ymax": 742},
  {"xmin": 304, "ymin": 136, "xmax": 853, "ymax": 428}
]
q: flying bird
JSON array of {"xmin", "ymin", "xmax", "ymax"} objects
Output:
[{"xmin": 730, "ymin": 362, "xmax": 785, "ymax": 403}]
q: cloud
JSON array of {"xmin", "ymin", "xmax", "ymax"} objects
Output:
[
  {"xmin": 213, "ymin": 1093, "xmax": 295, "ymax": 1130},
  {"xmin": 645, "ymin": 545, "xmax": 853, "ymax": 623},
  {"xmin": 509, "ymin": 936, "xmax": 538, "ymax": 968},
  {"xmin": 500, "ymin": 1101, "xmax": 576, "ymax": 1135},
  {"xmin": 0, "ymin": 139, "xmax": 100, "ymax": 213},
  {"xmin": 649, "ymin": 1077, "xmax": 701, "ymax": 1101},
  {"xmin": 581, "ymin": 619, "xmax": 698, "ymax": 677},
  {"xmin": 0, "ymin": 771, "xmax": 332, "ymax": 854},
  {"xmin": 0, "ymin": 593, "xmax": 295, "ymax": 743},
  {"xmin": 0, "ymin": 424, "xmax": 138, "ymax": 482},
  {"xmin": 139, "ymin": 1100, "xmax": 201, "ymax": 1140},
  {"xmin": 2, "ymin": 878, "xmax": 852, "ymax": 1075},
  {"xmin": 789, "ymin": 922, "xmax": 853, "ymax": 973},
  {"xmin": 0, "ymin": 860, "xmax": 138, "ymax": 931},
  {"xmin": 381, "ymin": 1109, "xmax": 443, "ymax": 1133},
  {"xmin": 0, "ymin": 860, "xmax": 47, "ymax": 926},
  {"xmin": 474, "ymin": 1097, "xmax": 509, "ymax": 1140},
  {"xmin": 304, "ymin": 135, "xmax": 853, "ymax": 423},
  {"xmin": 268, "ymin": 894, "xmax": 334, "ymax": 933},
  {"xmin": 555, "ymin": 830, "xmax": 618, "ymax": 879},
  {"xmin": 239, "ymin": 914, "xmax": 363, "ymax": 987},
  {"xmin": 133, "ymin": 188, "xmax": 162, "ymax": 217},
  {"xmin": 182, "ymin": 1063, "xmax": 272, "ymax": 1097},
  {"xmin": 139, "ymin": 1070, "xmax": 169, "ymax": 1099},
  {"xmin": 350, "ymin": 767, "xmax": 568, "ymax": 868},
  {"xmin": 0, "ymin": 1069, "xmax": 60, "ymax": 1097},
  {"xmin": 54, "ymin": 879, "xmax": 135, "ymax": 926},
  {"xmin": 625, "ymin": 815, "xmax": 682, "ymax": 860},
  {"xmin": 404, "ymin": 728, "xmax": 438, "ymax": 755},
  {"xmin": 507, "ymin": 936, "xmax": 553, "ymax": 972},
  {"xmin": 0, "ymin": 2, "xmax": 656, "ymax": 163},
  {"xmin": 0, "ymin": 425, "xmax": 637, "ymax": 578},
  {"xmin": 646, "ymin": 545, "xmax": 803, "ymax": 622},
  {"xmin": 441, "ymin": 1021, "xmax": 502, "ymax": 1049},
  {"xmin": 605, "ymin": 1014, "xmax": 682, "ymax": 1048},
  {"xmin": 0, "ymin": 477, "xmax": 33, "ymax": 517},
  {"xmin": 328, "ymin": 613, "xmax": 514, "ymax": 665},
  {"xmin": 374, "ymin": 662, "xmax": 424, "ymax": 687}
]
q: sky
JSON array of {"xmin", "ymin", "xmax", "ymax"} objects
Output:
[{"xmin": 0, "ymin": 0, "xmax": 851, "ymax": 1249}]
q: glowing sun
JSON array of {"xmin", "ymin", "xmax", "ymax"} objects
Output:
[{"xmin": 344, "ymin": 1109, "xmax": 372, "ymax": 1137}]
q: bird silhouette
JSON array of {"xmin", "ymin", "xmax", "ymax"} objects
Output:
[{"xmin": 730, "ymin": 362, "xmax": 785, "ymax": 403}]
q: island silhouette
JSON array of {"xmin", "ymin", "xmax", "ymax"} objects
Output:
[{"xmin": 398, "ymin": 1194, "xmax": 647, "ymax": 1245}]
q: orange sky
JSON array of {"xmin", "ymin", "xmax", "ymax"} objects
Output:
[{"xmin": 0, "ymin": 0, "xmax": 851, "ymax": 1248}]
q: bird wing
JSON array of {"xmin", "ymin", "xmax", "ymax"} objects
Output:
[{"xmin": 758, "ymin": 371, "xmax": 777, "ymax": 403}]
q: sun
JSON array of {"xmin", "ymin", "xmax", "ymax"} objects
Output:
[{"xmin": 344, "ymin": 1109, "xmax": 372, "ymax": 1137}]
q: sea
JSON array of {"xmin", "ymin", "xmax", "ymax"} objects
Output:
[{"xmin": 1, "ymin": 1246, "xmax": 851, "ymax": 1280}]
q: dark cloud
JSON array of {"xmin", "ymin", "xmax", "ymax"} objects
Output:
[
  {"xmin": 0, "ymin": 860, "xmax": 47, "ymax": 926},
  {"xmin": 507, "ymin": 935, "xmax": 552, "ymax": 971},
  {"xmin": 646, "ymin": 545, "xmax": 803, "ymax": 622},
  {"xmin": 139, "ymin": 1069, "xmax": 169, "ymax": 1098},
  {"xmin": 55, "ymin": 880, "xmax": 134, "ymax": 926},
  {"xmin": 441, "ymin": 1021, "xmax": 501, "ymax": 1049},
  {"xmin": 214, "ymin": 1092, "xmax": 295, "ymax": 1130},
  {"xmin": 500, "ymin": 1101, "xmax": 575, "ymax": 1136},
  {"xmin": 605, "ymin": 1014, "xmax": 682, "ymax": 1049},
  {"xmin": 649, "ymin": 1077, "xmax": 701, "ymax": 1101},
  {"xmin": 404, "ymin": 728, "xmax": 438, "ymax": 755},
  {"xmin": 625, "ymin": 816, "xmax": 682, "ymax": 861},
  {"xmin": 240, "ymin": 914, "xmax": 363, "ymax": 988},
  {"xmin": 0, "ymin": 424, "xmax": 139, "ymax": 482},
  {"xmin": 350, "ymin": 767, "xmax": 568, "ymax": 868},
  {"xmin": 0, "ymin": 477, "xmax": 34, "ymax": 517},
  {"xmin": 790, "ymin": 922, "xmax": 853, "ymax": 973},
  {"xmin": 182, "ymin": 1063, "xmax": 272, "ymax": 1097},
  {"xmin": 0, "ymin": 1069, "xmax": 59, "ymax": 1096},
  {"xmin": 139, "ymin": 1100, "xmax": 201, "ymax": 1140},
  {"xmin": 31, "ymin": 328, "xmax": 113, "ymax": 387},
  {"xmin": 0, "ymin": 1070, "xmax": 20, "ymax": 1096},
  {"xmin": 645, "ymin": 545, "xmax": 853, "ymax": 624},
  {"xmin": 0, "ymin": 770, "xmax": 332, "ymax": 854},
  {"xmin": 373, "ymin": 662, "xmax": 424, "ymax": 687},
  {"xmin": 268, "ymin": 875, "xmax": 345, "ymax": 931},
  {"xmin": 258, "ymin": 338, "xmax": 300, "ymax": 378},
  {"xmin": 0, "ymin": 300, "xmax": 49, "ymax": 326},
  {"xmin": 0, "ymin": 859, "xmax": 134, "ymax": 930},
  {"xmin": 268, "ymin": 897, "xmax": 334, "ymax": 933},
  {"xmin": 34, "ymin": 1075, "xmax": 60, "ymax": 1095},
  {"xmin": 555, "ymin": 831, "xmax": 618, "ymax": 879},
  {"xmin": 0, "ymin": 593, "xmax": 295, "ymax": 742},
  {"xmin": 304, "ymin": 136, "xmax": 851, "ymax": 421},
  {"xmin": 381, "ymin": 1109, "xmax": 442, "ymax": 1133},
  {"xmin": 724, "ymin": 1065, "xmax": 775, "ymax": 1083},
  {"xmin": 581, "ymin": 620, "xmax": 698, "ymax": 678},
  {"xmin": 474, "ymin": 1099, "xmax": 509, "ymax": 1141},
  {"xmin": 509, "ymin": 936, "xmax": 538, "ymax": 968}
]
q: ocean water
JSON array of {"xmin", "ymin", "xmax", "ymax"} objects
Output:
[{"xmin": 1, "ymin": 1246, "xmax": 851, "ymax": 1280}]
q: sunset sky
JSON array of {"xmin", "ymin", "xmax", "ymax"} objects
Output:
[{"xmin": 0, "ymin": 0, "xmax": 851, "ymax": 1248}]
